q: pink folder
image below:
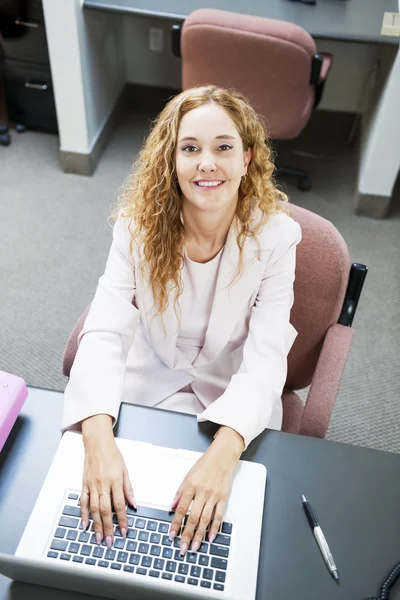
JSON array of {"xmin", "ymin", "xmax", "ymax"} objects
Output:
[{"xmin": 0, "ymin": 371, "xmax": 28, "ymax": 452}]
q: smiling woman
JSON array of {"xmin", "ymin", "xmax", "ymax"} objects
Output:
[{"xmin": 62, "ymin": 85, "xmax": 302, "ymax": 560}]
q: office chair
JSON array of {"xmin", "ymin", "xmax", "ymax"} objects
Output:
[
  {"xmin": 171, "ymin": 9, "xmax": 333, "ymax": 191},
  {"xmin": 62, "ymin": 203, "xmax": 367, "ymax": 440}
]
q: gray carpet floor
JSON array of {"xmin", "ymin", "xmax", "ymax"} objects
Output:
[{"xmin": 1, "ymin": 106, "xmax": 399, "ymax": 453}]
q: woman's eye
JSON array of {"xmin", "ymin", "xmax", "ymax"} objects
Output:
[
  {"xmin": 182, "ymin": 145, "xmax": 198, "ymax": 152},
  {"xmin": 219, "ymin": 144, "xmax": 233, "ymax": 151}
]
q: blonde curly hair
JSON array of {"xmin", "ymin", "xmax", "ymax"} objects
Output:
[{"xmin": 112, "ymin": 85, "xmax": 288, "ymax": 317}]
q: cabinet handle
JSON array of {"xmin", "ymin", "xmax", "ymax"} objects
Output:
[
  {"xmin": 25, "ymin": 82, "xmax": 48, "ymax": 91},
  {"xmin": 15, "ymin": 18, "xmax": 40, "ymax": 28}
]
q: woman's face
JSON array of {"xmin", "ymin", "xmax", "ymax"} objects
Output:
[{"xmin": 175, "ymin": 103, "xmax": 251, "ymax": 216}]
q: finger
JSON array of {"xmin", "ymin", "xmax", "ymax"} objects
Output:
[
  {"xmin": 79, "ymin": 488, "xmax": 90, "ymax": 531},
  {"xmin": 97, "ymin": 490, "xmax": 114, "ymax": 548},
  {"xmin": 111, "ymin": 480, "xmax": 128, "ymax": 539},
  {"xmin": 169, "ymin": 487, "xmax": 194, "ymax": 543},
  {"xmin": 123, "ymin": 465, "xmax": 136, "ymax": 509},
  {"xmin": 208, "ymin": 500, "xmax": 225, "ymax": 544},
  {"xmin": 189, "ymin": 499, "xmax": 215, "ymax": 553},
  {"xmin": 89, "ymin": 487, "xmax": 103, "ymax": 546},
  {"xmin": 180, "ymin": 494, "xmax": 208, "ymax": 555},
  {"xmin": 169, "ymin": 484, "xmax": 183, "ymax": 512}
]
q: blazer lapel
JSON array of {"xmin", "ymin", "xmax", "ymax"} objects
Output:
[{"xmin": 195, "ymin": 219, "xmax": 264, "ymax": 365}]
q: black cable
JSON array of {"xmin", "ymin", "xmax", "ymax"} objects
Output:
[{"xmin": 366, "ymin": 562, "xmax": 400, "ymax": 600}]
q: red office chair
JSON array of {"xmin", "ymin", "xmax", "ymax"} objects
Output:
[
  {"xmin": 62, "ymin": 203, "xmax": 367, "ymax": 440},
  {"xmin": 171, "ymin": 9, "xmax": 333, "ymax": 191}
]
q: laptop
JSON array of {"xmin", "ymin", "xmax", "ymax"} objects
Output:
[{"xmin": 0, "ymin": 430, "xmax": 266, "ymax": 600}]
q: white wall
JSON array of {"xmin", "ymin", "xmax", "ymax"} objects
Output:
[{"xmin": 42, "ymin": 0, "xmax": 125, "ymax": 155}]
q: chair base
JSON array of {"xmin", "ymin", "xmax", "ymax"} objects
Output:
[{"xmin": 276, "ymin": 165, "xmax": 312, "ymax": 191}]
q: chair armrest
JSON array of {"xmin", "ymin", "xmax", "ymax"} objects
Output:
[
  {"xmin": 298, "ymin": 323, "xmax": 354, "ymax": 438},
  {"xmin": 313, "ymin": 52, "xmax": 333, "ymax": 108},
  {"xmin": 61, "ymin": 305, "xmax": 91, "ymax": 378}
]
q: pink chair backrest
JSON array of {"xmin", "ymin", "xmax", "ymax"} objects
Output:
[
  {"xmin": 181, "ymin": 8, "xmax": 317, "ymax": 139},
  {"xmin": 286, "ymin": 203, "xmax": 350, "ymax": 390}
]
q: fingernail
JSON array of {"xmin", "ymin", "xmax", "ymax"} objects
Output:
[
  {"xmin": 191, "ymin": 541, "xmax": 200, "ymax": 552},
  {"xmin": 95, "ymin": 532, "xmax": 102, "ymax": 545},
  {"xmin": 169, "ymin": 530, "xmax": 176, "ymax": 541},
  {"xmin": 180, "ymin": 542, "xmax": 188, "ymax": 556},
  {"xmin": 106, "ymin": 536, "xmax": 113, "ymax": 548},
  {"xmin": 209, "ymin": 532, "xmax": 216, "ymax": 544},
  {"xmin": 121, "ymin": 528, "xmax": 127, "ymax": 539},
  {"xmin": 80, "ymin": 520, "xmax": 87, "ymax": 531},
  {"xmin": 131, "ymin": 497, "xmax": 137, "ymax": 510}
]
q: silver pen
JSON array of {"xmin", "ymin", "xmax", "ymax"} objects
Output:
[{"xmin": 301, "ymin": 494, "xmax": 340, "ymax": 582}]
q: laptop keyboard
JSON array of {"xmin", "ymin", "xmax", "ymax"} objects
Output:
[{"xmin": 46, "ymin": 490, "xmax": 232, "ymax": 592}]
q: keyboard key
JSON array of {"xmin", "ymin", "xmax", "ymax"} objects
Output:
[
  {"xmin": 55, "ymin": 528, "xmax": 66, "ymax": 539},
  {"xmin": 135, "ymin": 519, "xmax": 146, "ymax": 529},
  {"xmin": 188, "ymin": 578, "xmax": 198, "ymax": 586},
  {"xmin": 198, "ymin": 542, "xmax": 209, "ymax": 553},
  {"xmin": 141, "ymin": 556, "xmax": 152, "ymax": 568},
  {"xmin": 62, "ymin": 506, "xmax": 81, "ymax": 517},
  {"xmin": 186, "ymin": 552, "xmax": 197, "ymax": 564},
  {"xmin": 117, "ymin": 552, "xmax": 128, "ymax": 563},
  {"xmin": 210, "ymin": 544, "xmax": 229, "ymax": 558},
  {"xmin": 162, "ymin": 536, "xmax": 172, "ymax": 547},
  {"xmin": 60, "ymin": 553, "xmax": 71, "ymax": 561},
  {"xmin": 90, "ymin": 534, "xmax": 98, "ymax": 545},
  {"xmin": 211, "ymin": 557, "xmax": 227, "ymax": 570},
  {"xmin": 154, "ymin": 559, "xmax": 164, "ymax": 570},
  {"xmin": 162, "ymin": 572, "xmax": 172, "ymax": 580},
  {"xmin": 150, "ymin": 533, "xmax": 161, "ymax": 544},
  {"xmin": 78, "ymin": 532, "xmax": 90, "ymax": 543},
  {"xmin": 138, "ymin": 543, "xmax": 149, "ymax": 554},
  {"xmin": 98, "ymin": 560, "xmax": 109, "ymax": 568},
  {"xmin": 105, "ymin": 549, "xmax": 116, "ymax": 561},
  {"xmin": 66, "ymin": 530, "xmax": 78, "ymax": 541},
  {"xmin": 85, "ymin": 558, "xmax": 96, "ymax": 566},
  {"xmin": 158, "ymin": 523, "xmax": 169, "ymax": 533},
  {"xmin": 111, "ymin": 563, "xmax": 121, "ymax": 571},
  {"xmin": 147, "ymin": 521, "xmax": 157, "ymax": 531},
  {"xmin": 149, "ymin": 570, "xmax": 160, "ymax": 578},
  {"xmin": 214, "ymin": 534, "xmax": 231, "ymax": 547},
  {"xmin": 127, "ymin": 517, "xmax": 134, "ymax": 527},
  {"xmin": 136, "ymin": 568, "xmax": 147, "ymax": 575},
  {"xmin": 174, "ymin": 550, "xmax": 184, "ymax": 562},
  {"xmin": 166, "ymin": 561, "xmax": 177, "ymax": 573},
  {"xmin": 162, "ymin": 548, "xmax": 173, "ymax": 559},
  {"xmin": 203, "ymin": 568, "xmax": 214, "ymax": 580},
  {"xmin": 214, "ymin": 583, "xmax": 225, "ymax": 591},
  {"xmin": 112, "ymin": 514, "xmax": 119, "ymax": 525},
  {"xmin": 93, "ymin": 547, "xmax": 104, "ymax": 559},
  {"xmin": 126, "ymin": 541, "xmax": 137, "ymax": 552},
  {"xmin": 173, "ymin": 537, "xmax": 181, "ymax": 548},
  {"xmin": 80, "ymin": 545, "xmax": 92, "ymax": 556},
  {"xmin": 114, "ymin": 538, "xmax": 125, "ymax": 550},
  {"xmin": 127, "ymin": 506, "xmax": 174, "ymax": 523},
  {"xmin": 221, "ymin": 522, "xmax": 232, "ymax": 535},
  {"xmin": 175, "ymin": 575, "xmax": 185, "ymax": 583},
  {"xmin": 59, "ymin": 517, "xmax": 79, "ymax": 529},
  {"xmin": 47, "ymin": 551, "xmax": 58, "ymax": 559},
  {"xmin": 178, "ymin": 563, "xmax": 188, "ymax": 575},
  {"xmin": 199, "ymin": 555, "xmax": 209, "ymax": 566},
  {"xmin": 191, "ymin": 566, "xmax": 201, "ymax": 578},
  {"xmin": 68, "ymin": 493, "xmax": 79, "ymax": 500},
  {"xmin": 50, "ymin": 540, "xmax": 68, "ymax": 552},
  {"xmin": 201, "ymin": 580, "xmax": 211, "ymax": 588},
  {"xmin": 216, "ymin": 570, "xmax": 226, "ymax": 583},
  {"xmin": 68, "ymin": 543, "xmax": 80, "ymax": 554},
  {"xmin": 129, "ymin": 554, "xmax": 140, "ymax": 565},
  {"xmin": 150, "ymin": 545, "xmax": 161, "ymax": 556},
  {"xmin": 72, "ymin": 555, "xmax": 84, "ymax": 563},
  {"xmin": 138, "ymin": 531, "xmax": 149, "ymax": 542},
  {"xmin": 127, "ymin": 529, "xmax": 137, "ymax": 540},
  {"xmin": 123, "ymin": 565, "xmax": 134, "ymax": 572}
]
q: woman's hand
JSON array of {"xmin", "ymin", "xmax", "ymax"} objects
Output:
[
  {"xmin": 169, "ymin": 426, "xmax": 244, "ymax": 555},
  {"xmin": 80, "ymin": 414, "xmax": 136, "ymax": 548}
]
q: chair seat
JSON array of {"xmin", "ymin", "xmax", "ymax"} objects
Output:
[{"xmin": 282, "ymin": 389, "xmax": 304, "ymax": 434}]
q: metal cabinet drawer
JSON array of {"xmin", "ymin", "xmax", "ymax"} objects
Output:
[
  {"xmin": 3, "ymin": 59, "xmax": 58, "ymax": 132},
  {"xmin": 2, "ymin": 0, "xmax": 50, "ymax": 66}
]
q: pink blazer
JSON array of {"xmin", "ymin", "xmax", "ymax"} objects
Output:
[{"xmin": 62, "ymin": 211, "xmax": 302, "ymax": 449}]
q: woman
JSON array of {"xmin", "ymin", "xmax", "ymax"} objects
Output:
[{"xmin": 62, "ymin": 85, "xmax": 301, "ymax": 557}]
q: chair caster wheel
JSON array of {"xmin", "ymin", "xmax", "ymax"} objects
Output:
[
  {"xmin": 298, "ymin": 177, "xmax": 312, "ymax": 191},
  {"xmin": 0, "ymin": 132, "xmax": 11, "ymax": 146},
  {"xmin": 16, "ymin": 123, "xmax": 26, "ymax": 133}
]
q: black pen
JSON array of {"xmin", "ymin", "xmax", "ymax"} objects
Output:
[{"xmin": 301, "ymin": 494, "xmax": 340, "ymax": 582}]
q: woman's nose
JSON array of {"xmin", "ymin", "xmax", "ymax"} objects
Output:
[{"xmin": 198, "ymin": 152, "xmax": 217, "ymax": 172}]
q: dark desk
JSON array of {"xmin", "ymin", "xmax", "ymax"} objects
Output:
[
  {"xmin": 83, "ymin": 0, "xmax": 399, "ymax": 45},
  {"xmin": 1, "ymin": 387, "xmax": 400, "ymax": 600}
]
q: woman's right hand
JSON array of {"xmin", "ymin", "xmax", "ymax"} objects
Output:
[{"xmin": 80, "ymin": 414, "xmax": 136, "ymax": 548}]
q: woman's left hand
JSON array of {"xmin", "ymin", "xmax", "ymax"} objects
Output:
[{"xmin": 168, "ymin": 426, "xmax": 244, "ymax": 555}]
